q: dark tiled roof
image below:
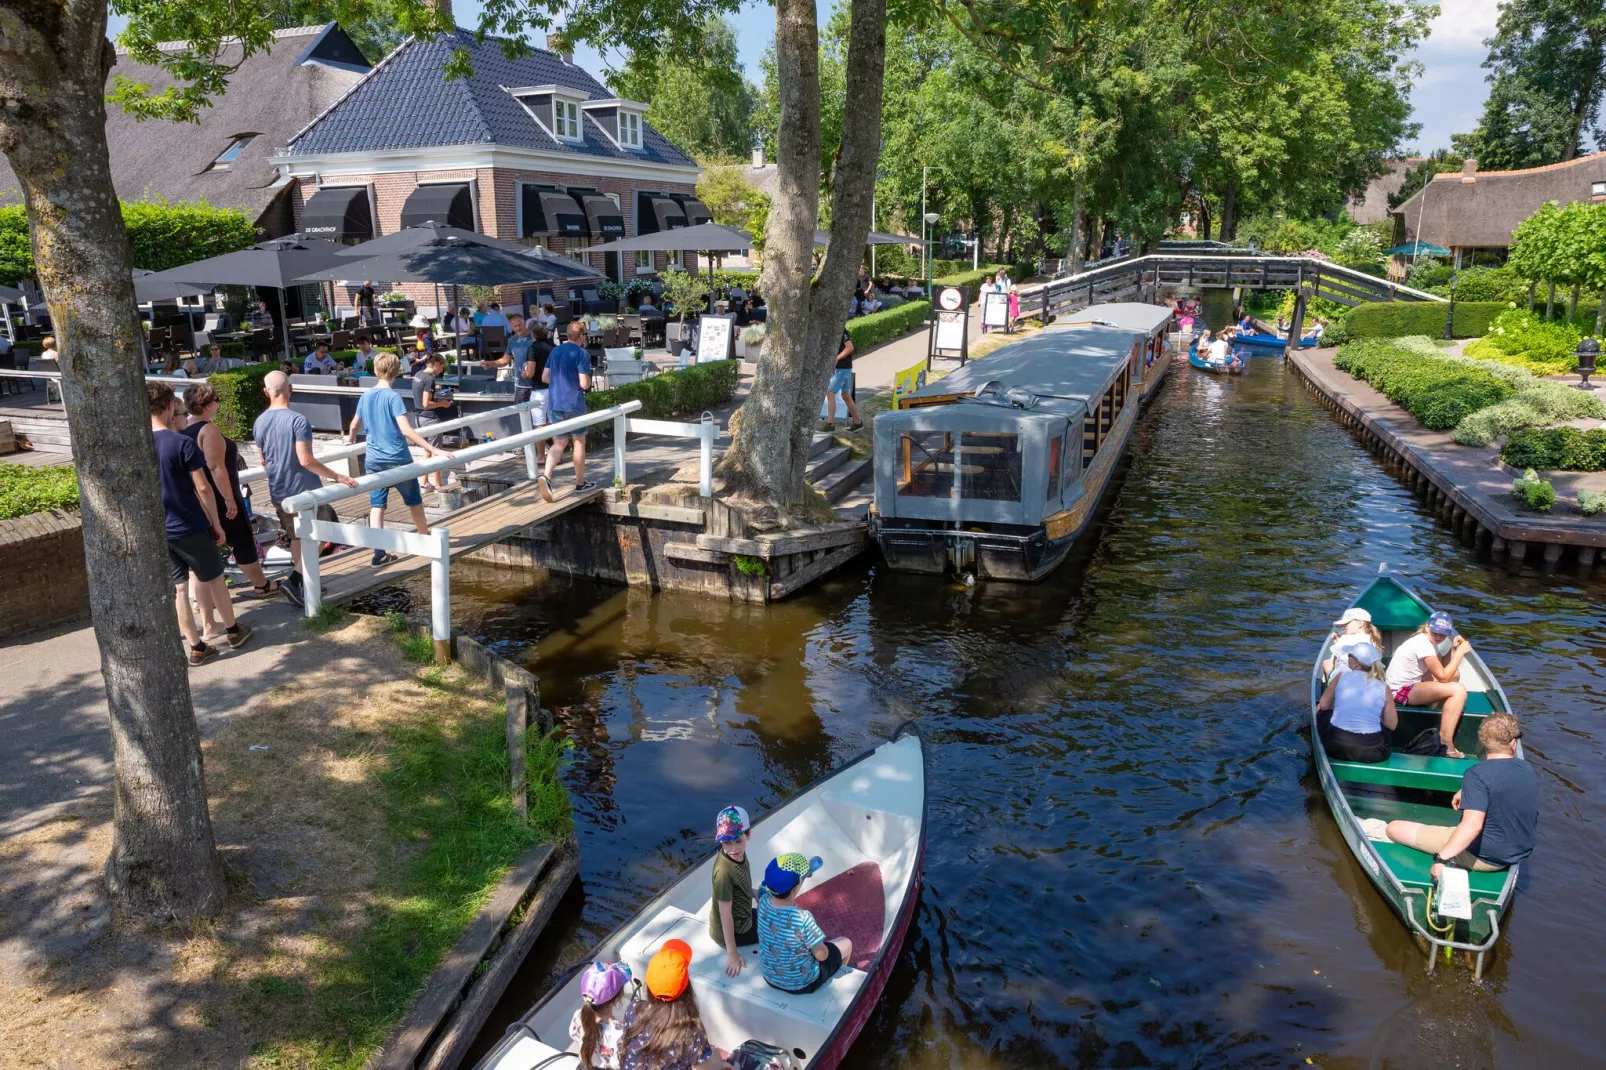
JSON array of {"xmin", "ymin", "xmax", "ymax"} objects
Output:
[{"xmin": 286, "ymin": 30, "xmax": 696, "ymax": 168}]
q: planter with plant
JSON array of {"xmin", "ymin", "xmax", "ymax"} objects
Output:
[{"xmin": 1511, "ymin": 468, "xmax": 1556, "ymax": 512}]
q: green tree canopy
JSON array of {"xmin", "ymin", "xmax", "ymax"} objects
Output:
[{"xmin": 605, "ymin": 18, "xmax": 757, "ymax": 161}]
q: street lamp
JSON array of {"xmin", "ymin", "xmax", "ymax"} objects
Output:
[
  {"xmin": 923, "ymin": 211, "xmax": 939, "ymax": 295},
  {"xmin": 1575, "ymin": 337, "xmax": 1599, "ymax": 390},
  {"xmin": 1444, "ymin": 269, "xmax": 1459, "ymax": 341}
]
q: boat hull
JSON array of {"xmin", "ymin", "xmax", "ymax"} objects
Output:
[
  {"xmin": 1236, "ymin": 332, "xmax": 1316, "ymax": 351},
  {"xmin": 1187, "ymin": 347, "xmax": 1242, "ymax": 374}
]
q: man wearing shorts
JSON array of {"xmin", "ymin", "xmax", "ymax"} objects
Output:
[
  {"xmin": 822, "ymin": 327, "xmax": 862, "ymax": 432},
  {"xmin": 149, "ymin": 382, "xmax": 252, "ymax": 666},
  {"xmin": 538, "ymin": 320, "xmax": 595, "ymax": 501},
  {"xmin": 345, "ymin": 353, "xmax": 452, "ymax": 567}
]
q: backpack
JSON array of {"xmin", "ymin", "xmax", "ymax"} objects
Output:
[
  {"xmin": 728, "ymin": 1040, "xmax": 796, "ymax": 1070},
  {"xmin": 1403, "ymin": 727, "xmax": 1449, "ymax": 758}
]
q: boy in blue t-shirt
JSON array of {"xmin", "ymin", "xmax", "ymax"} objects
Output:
[
  {"xmin": 538, "ymin": 320, "xmax": 594, "ymax": 502},
  {"xmin": 756, "ymin": 853, "xmax": 853, "ymax": 994},
  {"xmin": 345, "ymin": 352, "xmax": 452, "ymax": 566}
]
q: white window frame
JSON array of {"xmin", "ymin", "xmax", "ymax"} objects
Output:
[
  {"xmin": 569, "ymin": 239, "xmax": 591, "ymax": 266},
  {"xmin": 635, "ymin": 250, "xmax": 654, "ymax": 274},
  {"xmin": 619, "ymin": 110, "xmax": 643, "ymax": 150},
  {"xmin": 666, "ymin": 249, "xmax": 683, "ymax": 271},
  {"xmin": 554, "ymin": 98, "xmax": 582, "ymax": 142},
  {"xmin": 1593, "ymin": 181, "xmax": 1606, "ymax": 198}
]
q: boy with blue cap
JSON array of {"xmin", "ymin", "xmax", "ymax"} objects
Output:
[
  {"xmin": 756, "ymin": 852, "xmax": 853, "ymax": 994},
  {"xmin": 710, "ymin": 805, "xmax": 757, "ymax": 977}
]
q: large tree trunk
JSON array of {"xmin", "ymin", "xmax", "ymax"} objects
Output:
[
  {"xmin": 1069, "ymin": 180, "xmax": 1084, "ymax": 274},
  {"xmin": 720, "ymin": 0, "xmax": 885, "ymax": 504},
  {"xmin": 0, "ymin": 1, "xmax": 227, "ymax": 920},
  {"xmin": 1220, "ymin": 184, "xmax": 1239, "ymax": 242}
]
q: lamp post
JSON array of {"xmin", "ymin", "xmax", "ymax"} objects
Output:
[
  {"xmin": 1575, "ymin": 337, "xmax": 1599, "ymax": 391},
  {"xmin": 923, "ymin": 211, "xmax": 940, "ymax": 296},
  {"xmin": 1444, "ymin": 268, "xmax": 1458, "ymax": 341}
]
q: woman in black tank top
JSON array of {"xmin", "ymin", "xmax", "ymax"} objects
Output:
[{"xmin": 179, "ymin": 384, "xmax": 281, "ymax": 597}]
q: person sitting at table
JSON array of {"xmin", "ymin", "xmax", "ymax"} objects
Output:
[
  {"xmin": 480, "ymin": 302, "xmax": 510, "ymax": 331},
  {"xmin": 414, "ymin": 327, "xmax": 437, "ymax": 360},
  {"xmin": 352, "ymin": 333, "xmax": 380, "ymax": 376},
  {"xmin": 728, "ymin": 281, "xmax": 747, "ymax": 305},
  {"xmin": 38, "ymin": 336, "xmax": 59, "ymax": 367},
  {"xmin": 535, "ymin": 301, "xmax": 559, "ymax": 333},
  {"xmin": 162, "ymin": 352, "xmax": 189, "ymax": 378},
  {"xmin": 733, "ymin": 298, "xmax": 754, "ymax": 327},
  {"xmin": 452, "ymin": 306, "xmax": 478, "ymax": 358},
  {"xmin": 303, "ymin": 341, "xmax": 336, "ymax": 375}
]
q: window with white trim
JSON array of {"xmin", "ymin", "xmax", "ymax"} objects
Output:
[
  {"xmin": 635, "ymin": 250, "xmax": 653, "ymax": 274},
  {"xmin": 554, "ymin": 98, "xmax": 582, "ymax": 141},
  {"xmin": 666, "ymin": 249, "xmax": 682, "ymax": 270},
  {"xmin": 619, "ymin": 110, "xmax": 643, "ymax": 149},
  {"xmin": 1593, "ymin": 181, "xmax": 1606, "ymax": 198},
  {"xmin": 569, "ymin": 239, "xmax": 591, "ymax": 265}
]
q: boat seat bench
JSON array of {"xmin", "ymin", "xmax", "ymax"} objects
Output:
[
  {"xmin": 1330, "ymin": 752, "xmax": 1476, "ymax": 791},
  {"xmin": 1372, "ymin": 841, "xmax": 1511, "ymax": 897},
  {"xmin": 1396, "ymin": 692, "xmax": 1499, "ymax": 717}
]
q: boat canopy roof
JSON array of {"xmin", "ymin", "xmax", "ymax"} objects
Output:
[
  {"xmin": 901, "ymin": 324, "xmax": 1134, "ymax": 413},
  {"xmin": 1059, "ymin": 302, "xmax": 1173, "ymax": 334}
]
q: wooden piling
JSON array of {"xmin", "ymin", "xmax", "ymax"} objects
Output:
[
  {"xmin": 1509, "ymin": 540, "xmax": 1528, "ymax": 562},
  {"xmin": 1543, "ymin": 542, "xmax": 1564, "ymax": 565},
  {"xmin": 1491, "ymin": 536, "xmax": 1507, "ymax": 558},
  {"xmin": 1580, "ymin": 546, "xmax": 1598, "ymax": 568}
]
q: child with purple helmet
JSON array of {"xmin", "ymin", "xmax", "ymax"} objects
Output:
[
  {"xmin": 710, "ymin": 805, "xmax": 758, "ymax": 977},
  {"xmin": 569, "ymin": 961, "xmax": 632, "ymax": 1068}
]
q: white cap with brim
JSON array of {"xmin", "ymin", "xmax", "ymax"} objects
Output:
[
  {"xmin": 1333, "ymin": 608, "xmax": 1373, "ymax": 628},
  {"xmin": 1347, "ymin": 641, "xmax": 1383, "ymax": 668}
]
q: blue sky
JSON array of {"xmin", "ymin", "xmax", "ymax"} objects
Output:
[{"xmin": 106, "ymin": 0, "xmax": 1497, "ymax": 153}]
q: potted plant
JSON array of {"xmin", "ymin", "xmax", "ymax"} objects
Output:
[
  {"xmin": 736, "ymin": 322, "xmax": 766, "ymax": 358},
  {"xmin": 659, "ymin": 269, "xmax": 712, "ymax": 353}
]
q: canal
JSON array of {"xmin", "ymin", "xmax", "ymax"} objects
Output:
[{"xmin": 372, "ymin": 343, "xmax": 1606, "ymax": 1068}]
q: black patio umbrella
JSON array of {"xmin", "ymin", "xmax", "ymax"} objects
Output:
[
  {"xmin": 133, "ymin": 269, "xmax": 209, "ymax": 304},
  {"xmin": 296, "ymin": 239, "xmax": 605, "ymax": 286},
  {"xmin": 333, "ymin": 222, "xmax": 526, "ymax": 258},
  {"xmin": 152, "ymin": 238, "xmax": 350, "ymax": 359},
  {"xmin": 586, "ymin": 223, "xmax": 755, "ymax": 309},
  {"xmin": 0, "ymin": 283, "xmax": 22, "ymax": 302}
]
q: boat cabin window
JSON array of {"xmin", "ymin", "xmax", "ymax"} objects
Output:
[
  {"xmin": 897, "ymin": 430, "xmax": 952, "ymax": 498},
  {"xmin": 895, "ymin": 429, "xmax": 1022, "ymax": 501},
  {"xmin": 1082, "ymin": 361, "xmax": 1132, "ymax": 469},
  {"xmin": 1047, "ymin": 435, "xmax": 1061, "ymax": 497}
]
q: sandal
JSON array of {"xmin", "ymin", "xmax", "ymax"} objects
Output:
[{"xmin": 248, "ymin": 579, "xmax": 284, "ymax": 599}]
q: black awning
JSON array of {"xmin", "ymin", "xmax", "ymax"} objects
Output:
[
  {"xmin": 637, "ymin": 192, "xmax": 686, "ymax": 234},
  {"xmin": 300, "ymin": 186, "xmax": 373, "ymax": 241},
  {"xmin": 522, "ymin": 187, "xmax": 588, "ymax": 238},
  {"xmin": 574, "ymin": 192, "xmax": 626, "ymax": 240},
  {"xmin": 674, "ymin": 197, "xmax": 713, "ymax": 227},
  {"xmin": 399, "ymin": 183, "xmax": 474, "ymax": 230}
]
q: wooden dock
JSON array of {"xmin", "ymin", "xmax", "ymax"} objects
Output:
[{"xmin": 317, "ymin": 481, "xmax": 605, "ymax": 605}]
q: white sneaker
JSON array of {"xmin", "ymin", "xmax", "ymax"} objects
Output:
[{"xmin": 1359, "ymin": 817, "xmax": 1390, "ymax": 842}]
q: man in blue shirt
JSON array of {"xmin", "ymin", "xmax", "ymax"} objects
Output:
[
  {"xmin": 538, "ymin": 320, "xmax": 594, "ymax": 501},
  {"xmin": 479, "ymin": 302, "xmax": 511, "ymax": 331},
  {"xmin": 303, "ymin": 341, "xmax": 336, "ymax": 375},
  {"xmin": 345, "ymin": 353, "xmax": 452, "ymax": 566},
  {"xmin": 149, "ymin": 381, "xmax": 252, "ymax": 665}
]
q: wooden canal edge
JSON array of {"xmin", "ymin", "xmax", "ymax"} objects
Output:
[{"xmin": 1288, "ymin": 350, "xmax": 1605, "ymax": 570}]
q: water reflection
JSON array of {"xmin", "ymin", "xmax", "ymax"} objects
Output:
[{"xmin": 388, "ymin": 346, "xmax": 1606, "ymax": 1069}]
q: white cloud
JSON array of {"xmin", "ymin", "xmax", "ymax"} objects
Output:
[{"xmin": 1404, "ymin": 0, "xmax": 1504, "ymax": 151}]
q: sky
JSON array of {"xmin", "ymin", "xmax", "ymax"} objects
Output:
[{"xmin": 105, "ymin": 0, "xmax": 1499, "ymax": 154}]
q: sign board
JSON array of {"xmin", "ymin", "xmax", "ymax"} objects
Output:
[
  {"xmin": 891, "ymin": 360, "xmax": 929, "ymax": 409},
  {"xmin": 981, "ymin": 290, "xmax": 1009, "ymax": 328},
  {"xmin": 925, "ymin": 284, "xmax": 970, "ymax": 369},
  {"xmin": 696, "ymin": 314, "xmax": 735, "ymax": 363}
]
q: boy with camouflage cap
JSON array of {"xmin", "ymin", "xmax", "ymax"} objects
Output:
[{"xmin": 756, "ymin": 852, "xmax": 852, "ymax": 994}]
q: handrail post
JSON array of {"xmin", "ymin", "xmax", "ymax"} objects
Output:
[
  {"xmin": 613, "ymin": 411, "xmax": 628, "ymax": 486},
  {"xmin": 699, "ymin": 413, "xmax": 715, "ymax": 498},
  {"xmin": 430, "ymin": 525, "xmax": 452, "ymax": 664},
  {"xmin": 295, "ymin": 509, "xmax": 322, "ymax": 619},
  {"xmin": 518, "ymin": 406, "xmax": 539, "ymax": 482}
]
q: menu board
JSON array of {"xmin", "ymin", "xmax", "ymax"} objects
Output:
[
  {"xmin": 981, "ymin": 290, "xmax": 1009, "ymax": 327},
  {"xmin": 697, "ymin": 314, "xmax": 735, "ymax": 363},
  {"xmin": 934, "ymin": 310, "xmax": 966, "ymax": 351}
]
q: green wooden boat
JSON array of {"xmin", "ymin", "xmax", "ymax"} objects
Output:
[{"xmin": 1310, "ymin": 574, "xmax": 1523, "ymax": 978}]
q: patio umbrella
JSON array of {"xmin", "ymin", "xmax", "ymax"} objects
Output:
[
  {"xmin": 295, "ymin": 238, "xmax": 605, "ymax": 286},
  {"xmin": 133, "ymin": 269, "xmax": 208, "ymax": 304},
  {"xmin": 585, "ymin": 223, "xmax": 755, "ymax": 311},
  {"xmin": 333, "ymin": 222, "xmax": 525, "ymax": 258},
  {"xmin": 0, "ymin": 283, "xmax": 22, "ymax": 302},
  {"xmin": 153, "ymin": 238, "xmax": 350, "ymax": 359},
  {"xmin": 1384, "ymin": 240, "xmax": 1450, "ymax": 257},
  {"xmin": 0, "ymin": 283, "xmax": 19, "ymax": 341}
]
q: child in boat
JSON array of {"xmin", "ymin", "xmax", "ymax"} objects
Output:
[
  {"xmin": 1323, "ymin": 608, "xmax": 1384, "ymax": 679},
  {"xmin": 1384, "ymin": 610, "xmax": 1472, "ymax": 757},
  {"xmin": 569, "ymin": 961, "xmax": 632, "ymax": 1068},
  {"xmin": 1316, "ymin": 641, "xmax": 1397, "ymax": 763},
  {"xmin": 1385, "ymin": 712, "xmax": 1537, "ymax": 875},
  {"xmin": 709, "ymin": 806, "xmax": 757, "ymax": 977},
  {"xmin": 618, "ymin": 940, "xmax": 727, "ymax": 1070},
  {"xmin": 756, "ymin": 853, "xmax": 853, "ymax": 995}
]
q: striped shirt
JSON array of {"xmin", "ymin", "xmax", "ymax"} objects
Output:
[{"xmin": 757, "ymin": 889, "xmax": 825, "ymax": 991}]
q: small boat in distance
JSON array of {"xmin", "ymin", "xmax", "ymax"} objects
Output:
[
  {"xmin": 475, "ymin": 725, "xmax": 927, "ymax": 1070},
  {"xmin": 1235, "ymin": 330, "xmax": 1318, "ymax": 351},
  {"xmin": 1187, "ymin": 338, "xmax": 1244, "ymax": 374},
  {"xmin": 1311, "ymin": 576, "xmax": 1521, "ymax": 979},
  {"xmin": 870, "ymin": 324, "xmax": 1142, "ymax": 581},
  {"xmin": 1060, "ymin": 302, "xmax": 1174, "ymax": 403}
]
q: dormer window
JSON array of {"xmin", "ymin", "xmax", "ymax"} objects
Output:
[
  {"xmin": 508, "ymin": 85, "xmax": 588, "ymax": 144},
  {"xmin": 1593, "ymin": 181, "xmax": 1606, "ymax": 199},
  {"xmin": 554, "ymin": 99, "xmax": 581, "ymax": 141},
  {"xmin": 620, "ymin": 110, "xmax": 642, "ymax": 149},
  {"xmin": 208, "ymin": 133, "xmax": 260, "ymax": 171},
  {"xmin": 580, "ymin": 98, "xmax": 648, "ymax": 151}
]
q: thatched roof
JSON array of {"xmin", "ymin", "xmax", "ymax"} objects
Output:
[
  {"xmin": 1391, "ymin": 152, "xmax": 1606, "ymax": 249},
  {"xmin": 0, "ymin": 25, "xmax": 368, "ymax": 226},
  {"xmin": 1346, "ymin": 158, "xmax": 1423, "ymax": 225}
]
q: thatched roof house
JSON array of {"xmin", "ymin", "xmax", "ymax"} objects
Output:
[
  {"xmin": 1390, "ymin": 153, "xmax": 1606, "ymax": 264},
  {"xmin": 1345, "ymin": 157, "xmax": 1423, "ymax": 225},
  {"xmin": 0, "ymin": 24, "xmax": 370, "ymax": 236}
]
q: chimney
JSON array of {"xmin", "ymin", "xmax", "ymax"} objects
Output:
[
  {"xmin": 752, "ymin": 144, "xmax": 765, "ymax": 169},
  {"xmin": 546, "ymin": 31, "xmax": 572, "ymax": 64},
  {"xmin": 432, "ymin": 0, "xmax": 453, "ymax": 25},
  {"xmin": 1461, "ymin": 158, "xmax": 1478, "ymax": 183}
]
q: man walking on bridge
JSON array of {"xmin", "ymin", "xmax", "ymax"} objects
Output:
[{"xmin": 538, "ymin": 320, "xmax": 595, "ymax": 502}]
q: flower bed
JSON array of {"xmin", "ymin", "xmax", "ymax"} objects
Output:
[
  {"xmin": 0, "ymin": 464, "xmax": 79, "ymax": 519},
  {"xmin": 1463, "ymin": 308, "xmax": 1582, "ymax": 375}
]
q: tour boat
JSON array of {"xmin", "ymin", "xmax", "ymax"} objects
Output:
[
  {"xmin": 1059, "ymin": 301, "xmax": 1174, "ymax": 402},
  {"xmin": 1186, "ymin": 340, "xmax": 1243, "ymax": 375},
  {"xmin": 1311, "ymin": 576, "xmax": 1521, "ymax": 979},
  {"xmin": 475, "ymin": 725, "xmax": 927, "ymax": 1070},
  {"xmin": 869, "ymin": 325, "xmax": 1141, "ymax": 581}
]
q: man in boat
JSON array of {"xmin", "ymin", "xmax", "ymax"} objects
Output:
[
  {"xmin": 1385, "ymin": 712, "xmax": 1537, "ymax": 877},
  {"xmin": 757, "ymin": 853, "xmax": 852, "ymax": 995}
]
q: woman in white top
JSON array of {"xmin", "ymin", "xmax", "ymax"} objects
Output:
[
  {"xmin": 1322, "ymin": 607, "xmax": 1384, "ymax": 679},
  {"xmin": 1316, "ymin": 641, "xmax": 1396, "ymax": 763},
  {"xmin": 1383, "ymin": 610, "xmax": 1472, "ymax": 756}
]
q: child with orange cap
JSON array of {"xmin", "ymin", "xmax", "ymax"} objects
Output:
[
  {"xmin": 755, "ymin": 853, "xmax": 852, "ymax": 995},
  {"xmin": 618, "ymin": 940, "xmax": 728, "ymax": 1070},
  {"xmin": 709, "ymin": 805, "xmax": 757, "ymax": 978}
]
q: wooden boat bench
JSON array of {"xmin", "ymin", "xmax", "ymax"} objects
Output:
[{"xmin": 1329, "ymin": 752, "xmax": 1476, "ymax": 791}]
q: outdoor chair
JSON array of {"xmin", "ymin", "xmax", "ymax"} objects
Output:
[
  {"xmin": 479, "ymin": 325, "xmax": 508, "ymax": 360},
  {"xmin": 330, "ymin": 330, "xmax": 353, "ymax": 351}
]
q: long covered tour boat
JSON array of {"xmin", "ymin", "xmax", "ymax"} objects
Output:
[
  {"xmin": 475, "ymin": 726, "xmax": 927, "ymax": 1070},
  {"xmin": 869, "ymin": 325, "xmax": 1141, "ymax": 581},
  {"xmin": 1059, "ymin": 301, "xmax": 1174, "ymax": 402}
]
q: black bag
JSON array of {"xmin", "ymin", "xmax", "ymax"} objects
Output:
[
  {"xmin": 1403, "ymin": 727, "xmax": 1449, "ymax": 757},
  {"xmin": 729, "ymin": 1040, "xmax": 795, "ymax": 1070}
]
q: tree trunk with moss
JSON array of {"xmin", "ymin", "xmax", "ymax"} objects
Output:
[
  {"xmin": 718, "ymin": 0, "xmax": 885, "ymax": 505},
  {"xmin": 0, "ymin": 0, "xmax": 226, "ymax": 919}
]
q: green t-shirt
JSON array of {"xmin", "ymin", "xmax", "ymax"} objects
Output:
[{"xmin": 709, "ymin": 849, "xmax": 755, "ymax": 947}]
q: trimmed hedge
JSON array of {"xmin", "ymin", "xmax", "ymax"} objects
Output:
[
  {"xmin": 0, "ymin": 464, "xmax": 79, "ymax": 519},
  {"xmin": 1343, "ymin": 301, "xmax": 1508, "ymax": 340},
  {"xmin": 933, "ymin": 264, "xmax": 1009, "ymax": 298},
  {"xmin": 2, "ymin": 198, "xmax": 256, "ymax": 284},
  {"xmin": 209, "ymin": 363, "xmax": 276, "ymax": 440},
  {"xmin": 847, "ymin": 300, "xmax": 930, "ymax": 354},
  {"xmin": 1500, "ymin": 426, "xmax": 1606, "ymax": 471},
  {"xmin": 585, "ymin": 358, "xmax": 743, "ymax": 446},
  {"xmin": 1333, "ymin": 339, "xmax": 1515, "ymax": 430}
]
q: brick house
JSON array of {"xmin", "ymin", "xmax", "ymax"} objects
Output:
[{"xmin": 277, "ymin": 29, "xmax": 710, "ymax": 315}]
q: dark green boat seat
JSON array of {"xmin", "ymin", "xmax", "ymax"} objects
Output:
[
  {"xmin": 1397, "ymin": 691, "xmax": 1501, "ymax": 717},
  {"xmin": 1330, "ymin": 752, "xmax": 1476, "ymax": 791},
  {"xmin": 1373, "ymin": 841, "xmax": 1512, "ymax": 897}
]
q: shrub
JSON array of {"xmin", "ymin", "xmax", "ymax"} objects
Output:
[
  {"xmin": 209, "ymin": 362, "xmax": 277, "ymax": 440},
  {"xmin": 1453, "ymin": 399, "xmax": 1548, "ymax": 446},
  {"xmin": 1500, "ymin": 426, "xmax": 1606, "ymax": 471},
  {"xmin": 1436, "ymin": 266, "xmax": 1528, "ymax": 303},
  {"xmin": 1333, "ymin": 339, "xmax": 1515, "ymax": 430},
  {"xmin": 1512, "ymin": 469, "xmax": 1556, "ymax": 512},
  {"xmin": 1580, "ymin": 489, "xmax": 1606, "ymax": 516},
  {"xmin": 1470, "ymin": 308, "xmax": 1583, "ymax": 374},
  {"xmin": 847, "ymin": 300, "xmax": 930, "ymax": 353},
  {"xmin": 932, "ymin": 265, "xmax": 1008, "ymax": 298},
  {"xmin": 584, "ymin": 359, "xmax": 742, "ymax": 445},
  {"xmin": 1343, "ymin": 301, "xmax": 1510, "ymax": 340},
  {"xmin": 0, "ymin": 464, "xmax": 80, "ymax": 519}
]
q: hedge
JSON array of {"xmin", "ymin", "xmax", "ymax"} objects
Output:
[
  {"xmin": 1, "ymin": 197, "xmax": 256, "ymax": 284},
  {"xmin": 1332, "ymin": 339, "xmax": 1514, "ymax": 430},
  {"xmin": 1500, "ymin": 426, "xmax": 1606, "ymax": 471},
  {"xmin": 584, "ymin": 358, "xmax": 742, "ymax": 446},
  {"xmin": 1342, "ymin": 301, "xmax": 1508, "ymax": 340},
  {"xmin": 0, "ymin": 464, "xmax": 79, "ymax": 519},
  {"xmin": 933, "ymin": 264, "xmax": 1009, "ymax": 298},
  {"xmin": 847, "ymin": 300, "xmax": 930, "ymax": 353},
  {"xmin": 209, "ymin": 363, "xmax": 277, "ymax": 440}
]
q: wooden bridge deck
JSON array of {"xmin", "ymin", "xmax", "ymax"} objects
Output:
[{"xmin": 318, "ymin": 481, "xmax": 604, "ymax": 605}]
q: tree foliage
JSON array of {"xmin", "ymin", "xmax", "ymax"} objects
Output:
[
  {"xmin": 606, "ymin": 18, "xmax": 758, "ymax": 162},
  {"xmin": 0, "ymin": 198, "xmax": 256, "ymax": 284},
  {"xmin": 696, "ymin": 164, "xmax": 771, "ymax": 250}
]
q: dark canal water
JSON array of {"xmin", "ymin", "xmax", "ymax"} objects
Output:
[{"xmin": 374, "ymin": 340, "xmax": 1606, "ymax": 1068}]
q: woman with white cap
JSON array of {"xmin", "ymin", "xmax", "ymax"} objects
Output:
[
  {"xmin": 1322, "ymin": 608, "xmax": 1383, "ymax": 680},
  {"xmin": 1316, "ymin": 640, "xmax": 1397, "ymax": 763}
]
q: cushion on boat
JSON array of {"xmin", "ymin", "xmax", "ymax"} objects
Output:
[
  {"xmin": 1330, "ymin": 752, "xmax": 1476, "ymax": 791},
  {"xmin": 794, "ymin": 862, "xmax": 884, "ymax": 970},
  {"xmin": 1372, "ymin": 841, "xmax": 1513, "ymax": 898}
]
